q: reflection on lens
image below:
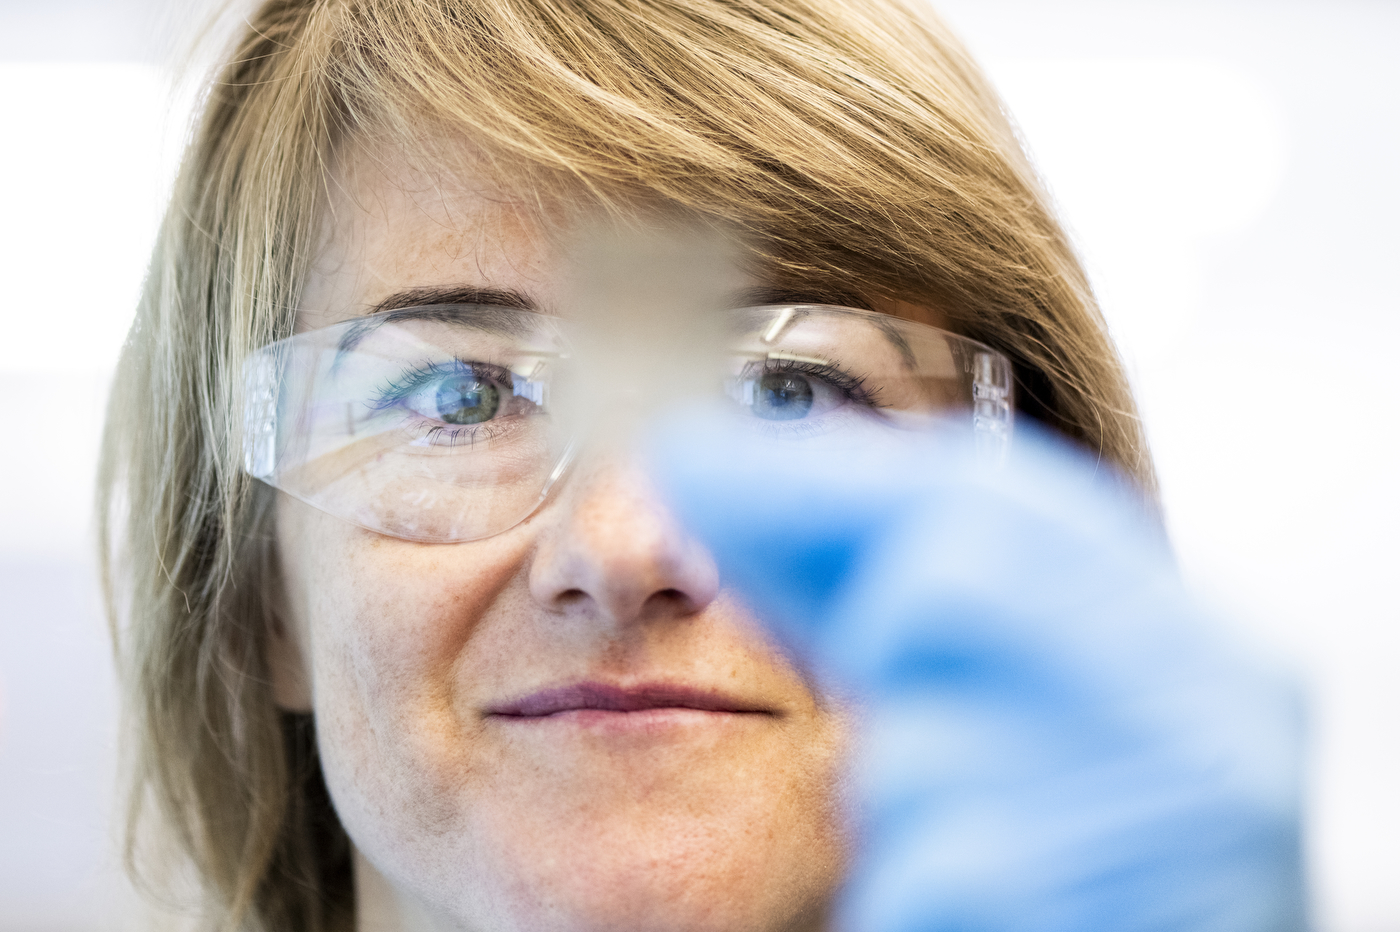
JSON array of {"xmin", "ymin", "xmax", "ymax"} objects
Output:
[
  {"xmin": 437, "ymin": 377, "xmax": 500, "ymax": 424},
  {"xmin": 754, "ymin": 373, "xmax": 813, "ymax": 420}
]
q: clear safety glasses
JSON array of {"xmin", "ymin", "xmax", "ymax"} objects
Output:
[{"xmin": 243, "ymin": 304, "xmax": 1014, "ymax": 543}]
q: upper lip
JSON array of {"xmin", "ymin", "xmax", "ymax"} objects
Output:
[{"xmin": 487, "ymin": 682, "xmax": 771, "ymax": 718}]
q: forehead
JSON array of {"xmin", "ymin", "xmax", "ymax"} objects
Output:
[
  {"xmin": 299, "ymin": 147, "xmax": 560, "ymax": 331},
  {"xmin": 294, "ymin": 145, "xmax": 908, "ymax": 336}
]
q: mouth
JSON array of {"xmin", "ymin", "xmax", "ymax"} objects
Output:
[{"xmin": 487, "ymin": 682, "xmax": 773, "ymax": 723}]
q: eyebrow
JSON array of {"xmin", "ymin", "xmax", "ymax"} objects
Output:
[
  {"xmin": 337, "ymin": 286, "xmax": 540, "ymax": 354},
  {"xmin": 333, "ymin": 283, "xmax": 898, "ymax": 358},
  {"xmin": 364, "ymin": 285, "xmax": 865, "ymax": 315},
  {"xmin": 370, "ymin": 285, "xmax": 537, "ymax": 315}
]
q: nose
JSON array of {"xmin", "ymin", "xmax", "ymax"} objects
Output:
[{"xmin": 528, "ymin": 457, "xmax": 720, "ymax": 627}]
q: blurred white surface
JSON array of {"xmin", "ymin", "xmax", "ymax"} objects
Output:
[
  {"xmin": 0, "ymin": 1, "xmax": 1395, "ymax": 929},
  {"xmin": 937, "ymin": 6, "xmax": 1400, "ymax": 929}
]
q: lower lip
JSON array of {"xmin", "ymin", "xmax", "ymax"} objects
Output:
[{"xmin": 490, "ymin": 707, "xmax": 763, "ymax": 735}]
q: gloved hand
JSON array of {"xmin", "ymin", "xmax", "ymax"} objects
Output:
[{"xmin": 648, "ymin": 411, "xmax": 1306, "ymax": 932}]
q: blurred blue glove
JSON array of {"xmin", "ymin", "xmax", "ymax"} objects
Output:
[{"xmin": 648, "ymin": 411, "xmax": 1306, "ymax": 932}]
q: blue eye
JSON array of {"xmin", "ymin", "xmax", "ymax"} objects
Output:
[
  {"xmin": 752, "ymin": 372, "xmax": 814, "ymax": 420},
  {"xmin": 433, "ymin": 374, "xmax": 500, "ymax": 424},
  {"xmin": 372, "ymin": 360, "xmax": 517, "ymax": 428},
  {"xmin": 736, "ymin": 359, "xmax": 875, "ymax": 424}
]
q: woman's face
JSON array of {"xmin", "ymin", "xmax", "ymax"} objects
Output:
[{"xmin": 274, "ymin": 153, "xmax": 851, "ymax": 932}]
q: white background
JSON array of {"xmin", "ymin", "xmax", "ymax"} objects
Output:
[{"xmin": 0, "ymin": 1, "xmax": 1396, "ymax": 929}]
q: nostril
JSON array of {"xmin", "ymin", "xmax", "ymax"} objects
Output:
[
  {"xmin": 549, "ymin": 586, "xmax": 693, "ymax": 620},
  {"xmin": 556, "ymin": 589, "xmax": 588, "ymax": 608},
  {"xmin": 644, "ymin": 588, "xmax": 695, "ymax": 616},
  {"xmin": 526, "ymin": 474, "xmax": 722, "ymax": 623}
]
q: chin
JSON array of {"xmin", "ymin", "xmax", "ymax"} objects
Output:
[
  {"xmin": 365, "ymin": 797, "xmax": 845, "ymax": 932},
  {"xmin": 467, "ymin": 842, "xmax": 837, "ymax": 932},
  {"xmin": 472, "ymin": 768, "xmax": 844, "ymax": 931}
]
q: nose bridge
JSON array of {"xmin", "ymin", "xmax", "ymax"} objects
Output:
[{"xmin": 528, "ymin": 452, "xmax": 720, "ymax": 626}]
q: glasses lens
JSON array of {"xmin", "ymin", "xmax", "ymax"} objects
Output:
[
  {"xmin": 245, "ymin": 307, "xmax": 571, "ymax": 542},
  {"xmin": 724, "ymin": 305, "xmax": 1012, "ymax": 451},
  {"xmin": 245, "ymin": 304, "xmax": 1012, "ymax": 542}
]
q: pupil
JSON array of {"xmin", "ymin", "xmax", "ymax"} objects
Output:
[
  {"xmin": 754, "ymin": 373, "xmax": 813, "ymax": 420},
  {"xmin": 435, "ymin": 376, "xmax": 500, "ymax": 424}
]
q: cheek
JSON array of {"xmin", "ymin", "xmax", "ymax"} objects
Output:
[{"xmin": 277, "ymin": 498, "xmax": 530, "ymax": 838}]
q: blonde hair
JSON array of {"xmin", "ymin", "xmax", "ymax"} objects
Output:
[{"xmin": 99, "ymin": 0, "xmax": 1153, "ymax": 928}]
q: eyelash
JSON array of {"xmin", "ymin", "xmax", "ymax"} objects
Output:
[
  {"xmin": 749, "ymin": 357, "xmax": 883, "ymax": 408},
  {"xmin": 367, "ymin": 354, "xmax": 880, "ymax": 439},
  {"xmin": 420, "ymin": 422, "xmax": 507, "ymax": 447},
  {"xmin": 370, "ymin": 358, "xmax": 520, "ymax": 445},
  {"xmin": 370, "ymin": 358, "xmax": 515, "ymax": 409}
]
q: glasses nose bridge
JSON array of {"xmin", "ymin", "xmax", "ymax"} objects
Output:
[
  {"xmin": 540, "ymin": 430, "xmax": 665, "ymax": 510},
  {"xmin": 539, "ymin": 373, "xmax": 686, "ymax": 496},
  {"xmin": 538, "ymin": 436, "xmax": 581, "ymax": 503}
]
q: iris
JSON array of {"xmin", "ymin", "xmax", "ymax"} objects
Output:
[
  {"xmin": 754, "ymin": 372, "xmax": 813, "ymax": 420},
  {"xmin": 435, "ymin": 375, "xmax": 500, "ymax": 424}
]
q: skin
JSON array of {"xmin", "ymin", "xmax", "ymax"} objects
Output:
[{"xmin": 270, "ymin": 150, "xmax": 865, "ymax": 932}]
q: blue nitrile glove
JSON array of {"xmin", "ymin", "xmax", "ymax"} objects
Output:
[{"xmin": 647, "ymin": 410, "xmax": 1306, "ymax": 932}]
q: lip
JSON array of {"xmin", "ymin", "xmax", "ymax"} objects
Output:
[{"xmin": 487, "ymin": 682, "xmax": 772, "ymax": 720}]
